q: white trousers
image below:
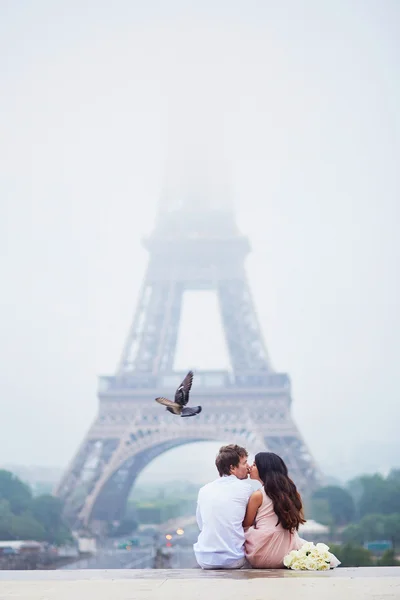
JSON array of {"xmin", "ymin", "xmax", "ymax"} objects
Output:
[{"xmin": 199, "ymin": 556, "xmax": 251, "ymax": 570}]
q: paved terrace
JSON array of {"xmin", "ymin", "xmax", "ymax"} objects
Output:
[{"xmin": 1, "ymin": 567, "xmax": 400, "ymax": 599}]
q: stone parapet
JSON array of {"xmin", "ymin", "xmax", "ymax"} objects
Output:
[{"xmin": 1, "ymin": 567, "xmax": 400, "ymax": 599}]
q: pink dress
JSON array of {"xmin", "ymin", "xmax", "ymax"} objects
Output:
[{"xmin": 245, "ymin": 488, "xmax": 306, "ymax": 569}]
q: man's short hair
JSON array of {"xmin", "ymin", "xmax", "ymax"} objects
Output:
[{"xmin": 215, "ymin": 444, "xmax": 248, "ymax": 477}]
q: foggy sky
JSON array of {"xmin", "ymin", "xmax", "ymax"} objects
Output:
[{"xmin": 1, "ymin": 0, "xmax": 399, "ymax": 484}]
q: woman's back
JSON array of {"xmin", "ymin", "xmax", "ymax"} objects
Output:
[
  {"xmin": 244, "ymin": 451, "xmax": 307, "ymax": 569},
  {"xmin": 252, "ymin": 488, "xmax": 286, "ymax": 531},
  {"xmin": 244, "ymin": 488, "xmax": 304, "ymax": 568}
]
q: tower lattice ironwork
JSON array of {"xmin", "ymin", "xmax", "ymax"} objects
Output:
[{"xmin": 55, "ymin": 199, "xmax": 319, "ymax": 529}]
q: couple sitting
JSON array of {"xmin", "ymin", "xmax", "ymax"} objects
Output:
[{"xmin": 193, "ymin": 444, "xmax": 307, "ymax": 569}]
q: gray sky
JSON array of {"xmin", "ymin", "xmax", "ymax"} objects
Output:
[{"xmin": 1, "ymin": 0, "xmax": 399, "ymax": 485}]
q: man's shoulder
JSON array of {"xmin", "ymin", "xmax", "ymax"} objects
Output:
[
  {"xmin": 199, "ymin": 477, "xmax": 253, "ymax": 497},
  {"xmin": 198, "ymin": 478, "xmax": 220, "ymax": 494},
  {"xmin": 234, "ymin": 478, "xmax": 254, "ymax": 496}
]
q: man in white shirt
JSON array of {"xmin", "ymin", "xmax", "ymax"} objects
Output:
[{"xmin": 193, "ymin": 444, "xmax": 253, "ymax": 569}]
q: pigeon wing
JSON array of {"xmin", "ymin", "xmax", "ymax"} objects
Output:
[
  {"xmin": 155, "ymin": 397, "xmax": 182, "ymax": 415},
  {"xmin": 181, "ymin": 405, "xmax": 202, "ymax": 418},
  {"xmin": 175, "ymin": 370, "xmax": 193, "ymax": 406}
]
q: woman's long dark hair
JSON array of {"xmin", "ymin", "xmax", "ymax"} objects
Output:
[{"xmin": 255, "ymin": 452, "xmax": 306, "ymax": 532}]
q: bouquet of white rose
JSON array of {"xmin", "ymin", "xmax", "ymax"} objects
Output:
[{"xmin": 283, "ymin": 542, "xmax": 341, "ymax": 571}]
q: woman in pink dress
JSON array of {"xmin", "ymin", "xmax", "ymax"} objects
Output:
[{"xmin": 244, "ymin": 452, "xmax": 307, "ymax": 569}]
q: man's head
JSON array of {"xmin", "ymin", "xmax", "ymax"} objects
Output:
[{"xmin": 215, "ymin": 444, "xmax": 249, "ymax": 480}]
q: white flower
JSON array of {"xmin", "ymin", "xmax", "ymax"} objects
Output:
[
  {"xmin": 290, "ymin": 559, "xmax": 303, "ymax": 570},
  {"xmin": 283, "ymin": 550, "xmax": 298, "ymax": 567},
  {"xmin": 284, "ymin": 541, "xmax": 340, "ymax": 571},
  {"xmin": 309, "ymin": 547, "xmax": 330, "ymax": 563},
  {"xmin": 304, "ymin": 556, "xmax": 318, "ymax": 570},
  {"xmin": 283, "ymin": 555, "xmax": 292, "ymax": 567},
  {"xmin": 298, "ymin": 542, "xmax": 315, "ymax": 556},
  {"xmin": 323, "ymin": 553, "xmax": 332, "ymax": 563},
  {"xmin": 315, "ymin": 558, "xmax": 330, "ymax": 571}
]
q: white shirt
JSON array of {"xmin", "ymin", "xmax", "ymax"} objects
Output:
[{"xmin": 193, "ymin": 475, "xmax": 253, "ymax": 569}]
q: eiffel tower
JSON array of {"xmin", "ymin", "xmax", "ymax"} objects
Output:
[{"xmin": 55, "ymin": 192, "xmax": 319, "ymax": 529}]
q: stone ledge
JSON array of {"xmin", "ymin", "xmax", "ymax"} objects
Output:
[
  {"xmin": 0, "ymin": 568, "xmax": 399, "ymax": 599},
  {"xmin": 0, "ymin": 567, "xmax": 400, "ymax": 579}
]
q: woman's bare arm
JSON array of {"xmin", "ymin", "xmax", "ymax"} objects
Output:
[{"xmin": 243, "ymin": 490, "xmax": 263, "ymax": 529}]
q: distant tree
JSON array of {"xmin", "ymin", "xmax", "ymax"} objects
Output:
[
  {"xmin": 348, "ymin": 474, "xmax": 400, "ymax": 518},
  {"xmin": 359, "ymin": 514, "xmax": 386, "ymax": 541},
  {"xmin": 358, "ymin": 475, "xmax": 389, "ymax": 516},
  {"xmin": 383, "ymin": 514, "xmax": 400, "ymax": 551},
  {"xmin": 10, "ymin": 513, "xmax": 46, "ymax": 541},
  {"xmin": 341, "ymin": 523, "xmax": 364, "ymax": 545},
  {"xmin": 0, "ymin": 499, "xmax": 14, "ymax": 539},
  {"xmin": 309, "ymin": 498, "xmax": 333, "ymax": 526},
  {"xmin": 387, "ymin": 469, "xmax": 400, "ymax": 482},
  {"xmin": 50, "ymin": 523, "xmax": 72, "ymax": 546},
  {"xmin": 0, "ymin": 471, "xmax": 72, "ymax": 544},
  {"xmin": 32, "ymin": 482, "xmax": 54, "ymax": 496},
  {"xmin": 0, "ymin": 470, "xmax": 32, "ymax": 515},
  {"xmin": 312, "ymin": 486, "xmax": 355, "ymax": 526},
  {"xmin": 378, "ymin": 549, "xmax": 400, "ymax": 566},
  {"xmin": 31, "ymin": 494, "xmax": 71, "ymax": 544},
  {"xmin": 342, "ymin": 514, "xmax": 386, "ymax": 545},
  {"xmin": 342, "ymin": 513, "xmax": 400, "ymax": 551},
  {"xmin": 329, "ymin": 543, "xmax": 373, "ymax": 567}
]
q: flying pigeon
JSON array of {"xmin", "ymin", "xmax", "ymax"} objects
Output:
[{"xmin": 155, "ymin": 371, "xmax": 202, "ymax": 417}]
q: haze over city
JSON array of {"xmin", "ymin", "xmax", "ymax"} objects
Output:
[{"xmin": 1, "ymin": 1, "xmax": 399, "ymax": 490}]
